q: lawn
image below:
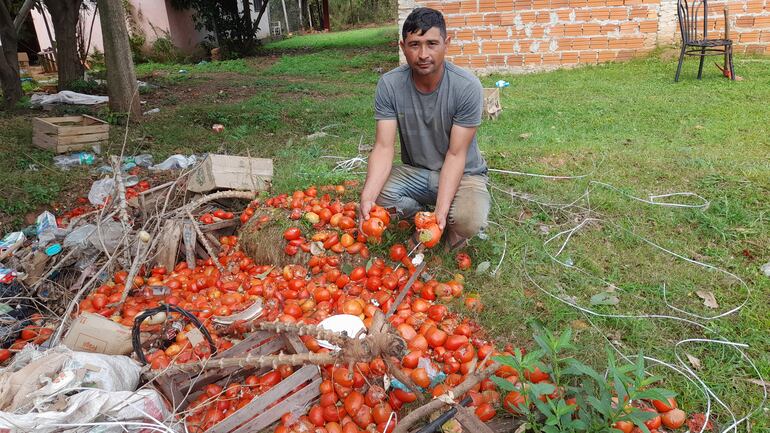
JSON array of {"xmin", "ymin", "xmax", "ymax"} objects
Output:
[{"xmin": 1, "ymin": 27, "xmax": 768, "ymax": 431}]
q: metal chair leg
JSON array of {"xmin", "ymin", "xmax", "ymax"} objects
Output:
[
  {"xmin": 728, "ymin": 46, "xmax": 735, "ymax": 81},
  {"xmin": 675, "ymin": 45, "xmax": 686, "ymax": 82},
  {"xmin": 697, "ymin": 47, "xmax": 706, "ymax": 79}
]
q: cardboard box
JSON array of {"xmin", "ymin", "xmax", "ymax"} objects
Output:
[
  {"xmin": 62, "ymin": 313, "xmax": 133, "ymax": 355},
  {"xmin": 187, "ymin": 154, "xmax": 273, "ymax": 193}
]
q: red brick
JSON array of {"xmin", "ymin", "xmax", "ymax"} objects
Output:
[
  {"xmin": 479, "ymin": 0, "xmax": 497, "ymax": 12},
  {"xmin": 485, "ymin": 13, "xmax": 503, "ymax": 25},
  {"xmin": 492, "ymin": 28, "xmax": 509, "ymax": 39},
  {"xmin": 620, "ymin": 22, "xmax": 638, "ymax": 33},
  {"xmin": 445, "ymin": 16, "xmax": 466, "ymax": 27},
  {"xmin": 524, "ymin": 53, "xmax": 543, "ymax": 64},
  {"xmin": 745, "ymin": 44, "xmax": 766, "ymax": 53},
  {"xmin": 629, "ymin": 6, "xmax": 649, "ymax": 18},
  {"xmin": 488, "ymin": 54, "xmax": 507, "ymax": 66},
  {"xmin": 578, "ymin": 50, "xmax": 599, "ymax": 62},
  {"xmin": 574, "ymin": 9, "xmax": 591, "ymax": 20},
  {"xmin": 543, "ymin": 53, "xmax": 562, "ymax": 63},
  {"xmin": 761, "ymin": 30, "xmax": 770, "ymax": 42},
  {"xmin": 556, "ymin": 10, "xmax": 572, "ymax": 21},
  {"xmin": 507, "ymin": 55, "xmax": 525, "ymax": 65},
  {"xmin": 498, "ymin": 41, "xmax": 516, "ymax": 52},
  {"xmin": 496, "ymin": 0, "xmax": 514, "ymax": 8},
  {"xmin": 474, "ymin": 29, "xmax": 493, "ymax": 39},
  {"xmin": 609, "ymin": 8, "xmax": 629, "ymax": 19},
  {"xmin": 746, "ymin": 0, "xmax": 764, "ymax": 12},
  {"xmin": 739, "ymin": 31, "xmax": 761, "ymax": 42},
  {"xmin": 752, "ymin": 15, "xmax": 770, "ymax": 27},
  {"xmin": 571, "ymin": 37, "xmax": 591, "ymax": 49},
  {"xmin": 531, "ymin": 26, "xmax": 547, "ymax": 37},
  {"xmin": 533, "ymin": 0, "xmax": 550, "ymax": 9},
  {"xmin": 590, "ymin": 37, "xmax": 609, "ymax": 48},
  {"xmin": 615, "ymin": 49, "xmax": 636, "ymax": 60},
  {"xmin": 463, "ymin": 42, "xmax": 480, "ymax": 54},
  {"xmin": 551, "ymin": 0, "xmax": 570, "ymax": 8},
  {"xmin": 585, "ymin": 0, "xmax": 606, "ymax": 6},
  {"xmin": 460, "ymin": 1, "xmax": 478, "ymax": 13},
  {"xmin": 606, "ymin": 0, "xmax": 625, "ymax": 6},
  {"xmin": 598, "ymin": 50, "xmax": 617, "ymax": 61},
  {"xmin": 583, "ymin": 23, "xmax": 602, "ymax": 35},
  {"xmin": 516, "ymin": 0, "xmax": 534, "ymax": 9},
  {"xmin": 601, "ymin": 24, "xmax": 620, "ymax": 34},
  {"xmin": 624, "ymin": 0, "xmax": 643, "ymax": 4},
  {"xmin": 466, "ymin": 14, "xmax": 485, "ymax": 26},
  {"xmin": 448, "ymin": 45, "xmax": 463, "ymax": 56},
  {"xmin": 569, "ymin": 0, "xmax": 587, "ymax": 6},
  {"xmin": 452, "ymin": 55, "xmax": 472, "ymax": 67},
  {"xmin": 561, "ymin": 51, "xmax": 580, "ymax": 63},
  {"xmin": 520, "ymin": 39, "xmax": 537, "ymax": 51},
  {"xmin": 736, "ymin": 16, "xmax": 755, "ymax": 27},
  {"xmin": 481, "ymin": 42, "xmax": 499, "ymax": 53},
  {"xmin": 564, "ymin": 23, "xmax": 583, "ymax": 35},
  {"xmin": 590, "ymin": 8, "xmax": 611, "ymax": 19},
  {"xmin": 520, "ymin": 11, "xmax": 538, "ymax": 23},
  {"xmin": 442, "ymin": 2, "xmax": 461, "ymax": 13},
  {"xmin": 500, "ymin": 12, "xmax": 516, "ymax": 25},
  {"xmin": 639, "ymin": 21, "xmax": 658, "ymax": 33},
  {"xmin": 456, "ymin": 29, "xmax": 475, "ymax": 40},
  {"xmin": 549, "ymin": 25, "xmax": 566, "ymax": 36},
  {"xmin": 535, "ymin": 11, "xmax": 551, "ymax": 22},
  {"xmin": 469, "ymin": 55, "xmax": 487, "ymax": 67}
]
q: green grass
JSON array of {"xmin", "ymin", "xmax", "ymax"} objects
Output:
[
  {"xmin": 1, "ymin": 27, "xmax": 769, "ymax": 431},
  {"xmin": 263, "ymin": 25, "xmax": 398, "ymax": 50}
]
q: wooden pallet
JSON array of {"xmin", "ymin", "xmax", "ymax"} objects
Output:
[
  {"xmin": 32, "ymin": 115, "xmax": 109, "ymax": 153},
  {"xmin": 483, "ymin": 88, "xmax": 502, "ymax": 121},
  {"xmin": 156, "ymin": 331, "xmax": 321, "ymax": 433}
]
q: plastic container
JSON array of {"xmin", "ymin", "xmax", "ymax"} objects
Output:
[{"xmin": 53, "ymin": 152, "xmax": 95, "ymax": 169}]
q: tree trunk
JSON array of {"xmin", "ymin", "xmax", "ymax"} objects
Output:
[
  {"xmin": 44, "ymin": 0, "xmax": 85, "ymax": 90},
  {"xmin": 97, "ymin": 0, "xmax": 141, "ymax": 120},
  {"xmin": 0, "ymin": 1, "xmax": 23, "ymax": 108}
]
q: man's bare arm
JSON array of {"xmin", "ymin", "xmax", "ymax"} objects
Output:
[
  {"xmin": 434, "ymin": 124, "xmax": 476, "ymax": 230},
  {"xmin": 359, "ymin": 119, "xmax": 398, "ymax": 225}
]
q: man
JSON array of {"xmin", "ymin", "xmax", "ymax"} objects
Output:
[{"xmin": 359, "ymin": 7, "xmax": 490, "ymax": 250}]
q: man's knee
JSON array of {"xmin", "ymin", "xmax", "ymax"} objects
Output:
[{"xmin": 449, "ymin": 209, "xmax": 487, "ymax": 238}]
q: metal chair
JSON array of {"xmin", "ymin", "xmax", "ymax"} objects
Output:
[
  {"xmin": 272, "ymin": 21, "xmax": 282, "ymax": 37},
  {"xmin": 675, "ymin": 0, "xmax": 735, "ymax": 81}
]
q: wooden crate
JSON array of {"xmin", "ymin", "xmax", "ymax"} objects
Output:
[
  {"xmin": 32, "ymin": 115, "xmax": 109, "ymax": 153},
  {"xmin": 483, "ymin": 88, "xmax": 502, "ymax": 120},
  {"xmin": 157, "ymin": 331, "xmax": 321, "ymax": 433}
]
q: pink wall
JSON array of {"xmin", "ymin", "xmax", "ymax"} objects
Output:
[{"xmin": 30, "ymin": 0, "xmax": 209, "ymax": 59}]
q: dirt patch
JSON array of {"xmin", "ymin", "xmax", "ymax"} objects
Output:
[{"xmin": 141, "ymin": 72, "xmax": 264, "ymax": 108}]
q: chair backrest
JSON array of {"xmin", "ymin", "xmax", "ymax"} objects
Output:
[{"xmin": 677, "ymin": 0, "xmax": 709, "ymax": 43}]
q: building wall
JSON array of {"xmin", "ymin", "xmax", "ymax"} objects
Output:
[{"xmin": 398, "ymin": 0, "xmax": 770, "ymax": 73}]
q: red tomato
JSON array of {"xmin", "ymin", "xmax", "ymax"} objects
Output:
[
  {"xmin": 283, "ymin": 227, "xmax": 302, "ymax": 240},
  {"xmin": 661, "ymin": 408, "xmax": 686, "ymax": 429},
  {"xmin": 389, "ymin": 244, "xmax": 407, "ymax": 262},
  {"xmin": 455, "ymin": 253, "xmax": 472, "ymax": 270},
  {"xmin": 474, "ymin": 402, "xmax": 496, "ymax": 421}
]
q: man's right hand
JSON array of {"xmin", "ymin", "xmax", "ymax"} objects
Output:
[{"xmin": 358, "ymin": 198, "xmax": 375, "ymax": 232}]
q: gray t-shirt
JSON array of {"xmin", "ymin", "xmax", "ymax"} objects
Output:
[{"xmin": 374, "ymin": 61, "xmax": 487, "ymax": 176}]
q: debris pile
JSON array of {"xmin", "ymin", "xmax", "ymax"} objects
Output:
[{"xmin": 0, "ymin": 153, "xmax": 690, "ymax": 433}]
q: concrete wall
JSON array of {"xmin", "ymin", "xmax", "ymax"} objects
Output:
[
  {"xmin": 399, "ymin": 0, "xmax": 770, "ymax": 73},
  {"xmin": 30, "ymin": 0, "xmax": 209, "ymax": 59}
]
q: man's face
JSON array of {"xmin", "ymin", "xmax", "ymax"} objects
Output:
[{"xmin": 400, "ymin": 27, "xmax": 449, "ymax": 77}]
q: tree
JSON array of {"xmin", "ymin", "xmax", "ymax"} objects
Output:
[
  {"xmin": 170, "ymin": 0, "xmax": 269, "ymax": 58},
  {"xmin": 0, "ymin": 0, "xmax": 35, "ymax": 108},
  {"xmin": 97, "ymin": 0, "xmax": 140, "ymax": 120},
  {"xmin": 43, "ymin": 0, "xmax": 84, "ymax": 90}
]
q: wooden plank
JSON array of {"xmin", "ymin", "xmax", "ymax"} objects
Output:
[
  {"xmin": 32, "ymin": 117, "xmax": 58, "ymax": 134},
  {"xmin": 57, "ymin": 132, "xmax": 109, "ymax": 145},
  {"xmin": 82, "ymin": 114, "xmax": 108, "ymax": 126},
  {"xmin": 32, "ymin": 132, "xmax": 57, "ymax": 151},
  {"xmin": 217, "ymin": 366, "xmax": 321, "ymax": 433},
  {"xmin": 154, "ymin": 219, "xmax": 183, "ymax": 271},
  {"xmin": 58, "ymin": 141, "xmax": 106, "ymax": 154},
  {"xmin": 37, "ymin": 115, "xmax": 84, "ymax": 125},
  {"xmin": 199, "ymin": 218, "xmax": 239, "ymax": 233},
  {"xmin": 57, "ymin": 124, "xmax": 110, "ymax": 136}
]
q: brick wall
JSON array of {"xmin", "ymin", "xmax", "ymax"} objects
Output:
[{"xmin": 398, "ymin": 0, "xmax": 770, "ymax": 73}]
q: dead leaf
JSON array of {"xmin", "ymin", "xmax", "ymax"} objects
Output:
[
  {"xmin": 475, "ymin": 261, "xmax": 491, "ymax": 274},
  {"xmin": 518, "ymin": 132, "xmax": 532, "ymax": 140},
  {"xmin": 695, "ymin": 290, "xmax": 719, "ymax": 309},
  {"xmin": 685, "ymin": 353, "xmax": 702, "ymax": 370},
  {"xmin": 570, "ymin": 320, "xmax": 589, "ymax": 331},
  {"xmin": 590, "ymin": 292, "xmax": 619, "ymax": 306}
]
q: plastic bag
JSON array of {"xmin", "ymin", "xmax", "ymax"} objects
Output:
[
  {"xmin": 88, "ymin": 178, "xmax": 115, "ymax": 205},
  {"xmin": 150, "ymin": 154, "xmax": 198, "ymax": 171},
  {"xmin": 36, "ymin": 212, "xmax": 57, "ymax": 244},
  {"xmin": 63, "ymin": 224, "xmax": 96, "ymax": 248}
]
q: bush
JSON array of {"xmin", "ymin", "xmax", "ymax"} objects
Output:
[{"xmin": 149, "ymin": 36, "xmax": 182, "ymax": 63}]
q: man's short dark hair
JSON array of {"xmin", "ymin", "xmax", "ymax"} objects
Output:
[{"xmin": 402, "ymin": 8, "xmax": 446, "ymax": 40}]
